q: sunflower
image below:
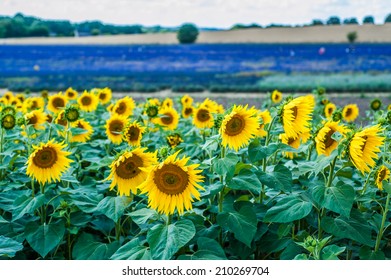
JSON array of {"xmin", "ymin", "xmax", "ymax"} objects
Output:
[
  {"xmin": 388, "ymin": 104, "xmax": 391, "ymax": 111},
  {"xmin": 26, "ymin": 140, "xmax": 72, "ymax": 185},
  {"xmin": 193, "ymin": 106, "xmax": 214, "ymax": 129},
  {"xmin": 315, "ymin": 121, "xmax": 347, "ymax": 156},
  {"xmin": 70, "ymin": 119, "xmax": 93, "ymax": 143},
  {"xmin": 65, "ymin": 87, "xmax": 78, "ymax": 100},
  {"xmin": 146, "ymin": 98, "xmax": 161, "ymax": 107},
  {"xmin": 48, "ymin": 93, "xmax": 67, "ymax": 114},
  {"xmin": 15, "ymin": 93, "xmax": 26, "ymax": 103},
  {"xmin": 3, "ymin": 91, "xmax": 14, "ymax": 101},
  {"xmin": 1, "ymin": 114, "xmax": 16, "ymax": 130},
  {"xmin": 281, "ymin": 95, "xmax": 315, "ymax": 138},
  {"xmin": 24, "ymin": 97, "xmax": 45, "ymax": 112},
  {"xmin": 280, "ymin": 133, "xmax": 301, "ymax": 159},
  {"xmin": 113, "ymin": 96, "xmax": 135, "ymax": 117},
  {"xmin": 162, "ymin": 98, "xmax": 174, "ymax": 108},
  {"xmin": 25, "ymin": 110, "xmax": 46, "ymax": 130},
  {"xmin": 97, "ymin": 87, "xmax": 112, "ymax": 105},
  {"xmin": 167, "ymin": 133, "xmax": 183, "ymax": 148},
  {"xmin": 375, "ymin": 165, "xmax": 390, "ymax": 191},
  {"xmin": 271, "ymin": 90, "xmax": 283, "ymax": 103},
  {"xmin": 256, "ymin": 110, "xmax": 272, "ymax": 138},
  {"xmin": 182, "ymin": 106, "xmax": 194, "ymax": 118},
  {"xmin": 77, "ymin": 91, "xmax": 99, "ymax": 112},
  {"xmin": 342, "ymin": 104, "xmax": 359, "ymax": 122},
  {"xmin": 348, "ymin": 125, "xmax": 385, "ymax": 174},
  {"xmin": 324, "ymin": 103, "xmax": 337, "ymax": 119},
  {"xmin": 153, "ymin": 107, "xmax": 179, "ymax": 130},
  {"xmin": 370, "ymin": 98, "xmax": 382, "ymax": 111},
  {"xmin": 106, "ymin": 148, "xmax": 157, "ymax": 196},
  {"xmin": 219, "ymin": 105, "xmax": 259, "ymax": 151},
  {"xmin": 55, "ymin": 111, "xmax": 67, "ymax": 127},
  {"xmin": 105, "ymin": 114, "xmax": 127, "ymax": 144},
  {"xmin": 200, "ymin": 98, "xmax": 219, "ymax": 112},
  {"xmin": 140, "ymin": 150, "xmax": 204, "ymax": 215},
  {"xmin": 181, "ymin": 95, "xmax": 193, "ymax": 107},
  {"xmin": 123, "ymin": 121, "xmax": 145, "ymax": 146}
]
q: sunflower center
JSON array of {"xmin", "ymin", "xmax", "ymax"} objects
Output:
[
  {"xmin": 116, "ymin": 102, "xmax": 126, "ymax": 114},
  {"xmin": 31, "ymin": 100, "xmax": 38, "ymax": 109},
  {"xmin": 225, "ymin": 115, "xmax": 245, "ymax": 136},
  {"xmin": 154, "ymin": 164, "xmax": 189, "ymax": 195},
  {"xmin": 345, "ymin": 108, "xmax": 352, "ymax": 117},
  {"xmin": 379, "ymin": 168, "xmax": 387, "ymax": 181},
  {"xmin": 28, "ymin": 115, "xmax": 38, "ymax": 125},
  {"xmin": 109, "ymin": 120, "xmax": 124, "ymax": 133},
  {"xmin": 197, "ymin": 109, "xmax": 210, "ymax": 122},
  {"xmin": 324, "ymin": 129, "xmax": 336, "ymax": 149},
  {"xmin": 287, "ymin": 137, "xmax": 296, "ymax": 145},
  {"xmin": 291, "ymin": 106, "xmax": 298, "ymax": 118},
  {"xmin": 81, "ymin": 96, "xmax": 92, "ymax": 106},
  {"xmin": 52, "ymin": 97, "xmax": 65, "ymax": 108},
  {"xmin": 126, "ymin": 126, "xmax": 140, "ymax": 141},
  {"xmin": 116, "ymin": 154, "xmax": 143, "ymax": 179},
  {"xmin": 68, "ymin": 92, "xmax": 75, "ymax": 98},
  {"xmin": 328, "ymin": 107, "xmax": 333, "ymax": 115},
  {"xmin": 161, "ymin": 113, "xmax": 173, "ymax": 125},
  {"xmin": 360, "ymin": 136, "xmax": 368, "ymax": 152},
  {"xmin": 184, "ymin": 108, "xmax": 193, "ymax": 115},
  {"xmin": 77, "ymin": 122, "xmax": 85, "ymax": 129},
  {"xmin": 99, "ymin": 93, "xmax": 107, "ymax": 100},
  {"xmin": 32, "ymin": 147, "xmax": 58, "ymax": 168}
]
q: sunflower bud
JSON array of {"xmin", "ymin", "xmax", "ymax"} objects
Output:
[
  {"xmin": 145, "ymin": 105, "xmax": 159, "ymax": 118},
  {"xmin": 1, "ymin": 113, "xmax": 16, "ymax": 130},
  {"xmin": 370, "ymin": 98, "xmax": 382, "ymax": 111},
  {"xmin": 1, "ymin": 105, "xmax": 16, "ymax": 116},
  {"xmin": 17, "ymin": 117, "xmax": 25, "ymax": 126},
  {"xmin": 158, "ymin": 146, "xmax": 169, "ymax": 159},
  {"xmin": 41, "ymin": 90, "xmax": 49, "ymax": 99},
  {"xmin": 213, "ymin": 114, "xmax": 224, "ymax": 130},
  {"xmin": 64, "ymin": 106, "xmax": 80, "ymax": 122},
  {"xmin": 332, "ymin": 110, "xmax": 343, "ymax": 122}
]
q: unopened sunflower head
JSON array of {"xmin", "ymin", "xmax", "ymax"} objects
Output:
[{"xmin": 374, "ymin": 165, "xmax": 390, "ymax": 191}]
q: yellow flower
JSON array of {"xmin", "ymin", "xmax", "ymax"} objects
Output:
[
  {"xmin": 140, "ymin": 151, "xmax": 204, "ymax": 215},
  {"xmin": 106, "ymin": 148, "xmax": 157, "ymax": 196},
  {"xmin": 342, "ymin": 104, "xmax": 359, "ymax": 122},
  {"xmin": 324, "ymin": 103, "xmax": 336, "ymax": 119},
  {"xmin": 3, "ymin": 91, "xmax": 14, "ymax": 102},
  {"xmin": 24, "ymin": 97, "xmax": 45, "ymax": 112},
  {"xmin": 166, "ymin": 133, "xmax": 183, "ymax": 148},
  {"xmin": 181, "ymin": 95, "xmax": 193, "ymax": 106},
  {"xmin": 280, "ymin": 131, "xmax": 310, "ymax": 159},
  {"xmin": 162, "ymin": 98, "xmax": 174, "ymax": 108},
  {"xmin": 97, "ymin": 87, "xmax": 112, "ymax": 105},
  {"xmin": 193, "ymin": 106, "xmax": 214, "ymax": 129},
  {"xmin": 387, "ymin": 104, "xmax": 391, "ymax": 111},
  {"xmin": 219, "ymin": 105, "xmax": 259, "ymax": 151},
  {"xmin": 26, "ymin": 140, "xmax": 72, "ymax": 185},
  {"xmin": 315, "ymin": 121, "xmax": 347, "ymax": 156},
  {"xmin": 55, "ymin": 110, "xmax": 68, "ymax": 127},
  {"xmin": 25, "ymin": 110, "xmax": 47, "ymax": 130},
  {"xmin": 146, "ymin": 98, "xmax": 161, "ymax": 107},
  {"xmin": 375, "ymin": 165, "xmax": 390, "ymax": 191},
  {"xmin": 105, "ymin": 114, "xmax": 127, "ymax": 145},
  {"xmin": 77, "ymin": 91, "xmax": 99, "ymax": 112},
  {"xmin": 153, "ymin": 107, "xmax": 179, "ymax": 130},
  {"xmin": 70, "ymin": 119, "xmax": 93, "ymax": 143},
  {"xmin": 47, "ymin": 93, "xmax": 67, "ymax": 114},
  {"xmin": 123, "ymin": 121, "xmax": 145, "ymax": 146},
  {"xmin": 200, "ymin": 98, "xmax": 219, "ymax": 113},
  {"xmin": 113, "ymin": 96, "xmax": 135, "ymax": 117},
  {"xmin": 255, "ymin": 110, "xmax": 272, "ymax": 138},
  {"xmin": 282, "ymin": 95, "xmax": 315, "ymax": 138},
  {"xmin": 182, "ymin": 106, "xmax": 194, "ymax": 118},
  {"xmin": 348, "ymin": 125, "xmax": 384, "ymax": 174},
  {"xmin": 271, "ymin": 90, "xmax": 283, "ymax": 103},
  {"xmin": 65, "ymin": 87, "xmax": 78, "ymax": 100}
]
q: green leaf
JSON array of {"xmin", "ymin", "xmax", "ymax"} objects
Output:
[
  {"xmin": 323, "ymin": 182, "xmax": 354, "ymax": 217},
  {"xmin": 213, "ymin": 153, "xmax": 239, "ymax": 179},
  {"xmin": 321, "ymin": 245, "xmax": 346, "ymax": 260},
  {"xmin": 227, "ymin": 169, "xmax": 261, "ymax": 194},
  {"xmin": 248, "ymin": 141, "xmax": 297, "ymax": 163},
  {"xmin": 12, "ymin": 194, "xmax": 45, "ymax": 221},
  {"xmin": 96, "ymin": 196, "xmax": 132, "ymax": 222},
  {"xmin": 147, "ymin": 219, "xmax": 196, "ymax": 260},
  {"xmin": 258, "ymin": 165, "xmax": 293, "ymax": 192},
  {"xmin": 217, "ymin": 206, "xmax": 257, "ymax": 247},
  {"xmin": 264, "ymin": 195, "xmax": 313, "ymax": 223},
  {"xmin": 0, "ymin": 236, "xmax": 23, "ymax": 258},
  {"xmin": 25, "ymin": 221, "xmax": 65, "ymax": 258},
  {"xmin": 110, "ymin": 238, "xmax": 151, "ymax": 260},
  {"xmin": 71, "ymin": 192, "xmax": 103, "ymax": 213},
  {"xmin": 359, "ymin": 247, "xmax": 386, "ymax": 260},
  {"xmin": 382, "ymin": 182, "xmax": 391, "ymax": 195},
  {"xmin": 72, "ymin": 233, "xmax": 119, "ymax": 260},
  {"xmin": 127, "ymin": 208, "xmax": 159, "ymax": 226},
  {"xmin": 191, "ymin": 237, "xmax": 227, "ymax": 260}
]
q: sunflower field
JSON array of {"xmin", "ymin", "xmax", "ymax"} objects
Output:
[{"xmin": 0, "ymin": 87, "xmax": 390, "ymax": 260}]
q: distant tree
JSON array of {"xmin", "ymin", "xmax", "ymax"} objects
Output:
[
  {"xmin": 177, "ymin": 23, "xmax": 199, "ymax": 44},
  {"xmin": 343, "ymin": 18, "xmax": 358, "ymax": 25},
  {"xmin": 91, "ymin": 28, "xmax": 100, "ymax": 36},
  {"xmin": 363, "ymin": 16, "xmax": 375, "ymax": 24},
  {"xmin": 327, "ymin": 16, "xmax": 341, "ymax": 25},
  {"xmin": 347, "ymin": 31, "xmax": 358, "ymax": 43},
  {"xmin": 28, "ymin": 26, "xmax": 49, "ymax": 37},
  {"xmin": 385, "ymin": 14, "xmax": 391, "ymax": 23},
  {"xmin": 312, "ymin": 19, "xmax": 323, "ymax": 26}
]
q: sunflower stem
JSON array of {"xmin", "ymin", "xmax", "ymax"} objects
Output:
[
  {"xmin": 0, "ymin": 127, "xmax": 4, "ymax": 179},
  {"xmin": 306, "ymin": 142, "xmax": 313, "ymax": 161},
  {"xmin": 167, "ymin": 214, "xmax": 173, "ymax": 225},
  {"xmin": 360, "ymin": 172, "xmax": 372, "ymax": 196},
  {"xmin": 40, "ymin": 183, "xmax": 46, "ymax": 224},
  {"xmin": 115, "ymin": 220, "xmax": 122, "ymax": 241},
  {"xmin": 375, "ymin": 192, "xmax": 390, "ymax": 252}
]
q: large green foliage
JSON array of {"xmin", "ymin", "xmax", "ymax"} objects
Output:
[{"xmin": 177, "ymin": 23, "xmax": 199, "ymax": 44}]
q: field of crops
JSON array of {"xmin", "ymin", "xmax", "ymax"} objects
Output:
[{"xmin": 0, "ymin": 87, "xmax": 390, "ymax": 260}]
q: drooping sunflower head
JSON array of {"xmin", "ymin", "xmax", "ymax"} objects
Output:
[
  {"xmin": 166, "ymin": 133, "xmax": 183, "ymax": 148},
  {"xmin": 279, "ymin": 133, "xmax": 301, "ymax": 159},
  {"xmin": 255, "ymin": 109, "xmax": 272, "ymax": 138},
  {"xmin": 324, "ymin": 103, "xmax": 337, "ymax": 119},
  {"xmin": 123, "ymin": 120, "xmax": 145, "ymax": 147},
  {"xmin": 77, "ymin": 91, "xmax": 99, "ymax": 112},
  {"xmin": 271, "ymin": 90, "xmax": 283, "ymax": 103},
  {"xmin": 181, "ymin": 95, "xmax": 193, "ymax": 107},
  {"xmin": 193, "ymin": 105, "xmax": 214, "ymax": 129},
  {"xmin": 113, "ymin": 96, "xmax": 135, "ymax": 117},
  {"xmin": 105, "ymin": 114, "xmax": 127, "ymax": 144},
  {"xmin": 153, "ymin": 107, "xmax": 180, "ymax": 131},
  {"xmin": 375, "ymin": 165, "xmax": 390, "ymax": 191},
  {"xmin": 97, "ymin": 87, "xmax": 112, "ymax": 105},
  {"xmin": 219, "ymin": 105, "xmax": 259, "ymax": 151},
  {"xmin": 342, "ymin": 104, "xmax": 359, "ymax": 123},
  {"xmin": 48, "ymin": 93, "xmax": 67, "ymax": 114},
  {"xmin": 315, "ymin": 121, "xmax": 347, "ymax": 156},
  {"xmin": 70, "ymin": 119, "xmax": 93, "ymax": 143},
  {"xmin": 140, "ymin": 150, "xmax": 204, "ymax": 215},
  {"xmin": 106, "ymin": 148, "xmax": 158, "ymax": 196},
  {"xmin": 348, "ymin": 125, "xmax": 385, "ymax": 174},
  {"xmin": 25, "ymin": 110, "xmax": 46, "ymax": 130},
  {"xmin": 26, "ymin": 140, "xmax": 72, "ymax": 185},
  {"xmin": 370, "ymin": 98, "xmax": 382, "ymax": 111},
  {"xmin": 65, "ymin": 87, "xmax": 78, "ymax": 100},
  {"xmin": 281, "ymin": 95, "xmax": 315, "ymax": 138},
  {"xmin": 182, "ymin": 106, "xmax": 194, "ymax": 118}
]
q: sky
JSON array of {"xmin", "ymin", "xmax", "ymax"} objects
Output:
[{"xmin": 0, "ymin": 0, "xmax": 390, "ymax": 28}]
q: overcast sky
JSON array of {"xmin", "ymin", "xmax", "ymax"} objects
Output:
[{"xmin": 0, "ymin": 0, "xmax": 390, "ymax": 28}]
